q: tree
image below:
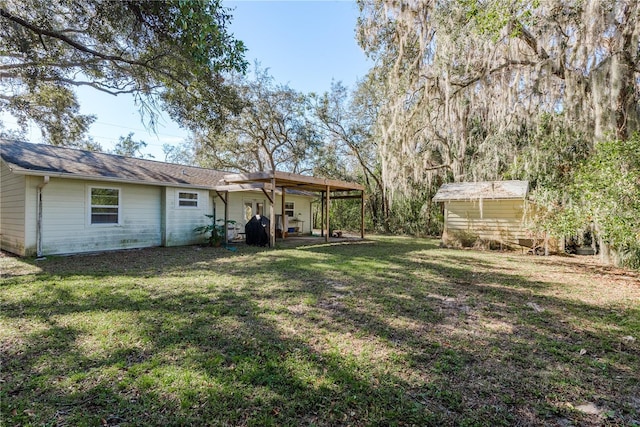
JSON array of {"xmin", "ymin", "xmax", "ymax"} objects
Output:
[
  {"xmin": 111, "ymin": 132, "xmax": 151, "ymax": 158},
  {"xmin": 194, "ymin": 66, "xmax": 321, "ymax": 174},
  {"xmin": 356, "ymin": 0, "xmax": 640, "ymax": 192},
  {"xmin": 0, "ymin": 0, "xmax": 247, "ymax": 145},
  {"xmin": 312, "ymin": 79, "xmax": 389, "ymax": 231},
  {"xmin": 355, "ymin": 0, "xmax": 640, "ymax": 257},
  {"xmin": 162, "ymin": 142, "xmax": 194, "ymax": 165},
  {"xmin": 571, "ymin": 134, "xmax": 640, "ymax": 268}
]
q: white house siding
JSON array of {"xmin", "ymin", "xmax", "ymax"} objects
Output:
[
  {"xmin": 39, "ymin": 179, "xmax": 162, "ymax": 255},
  {"xmin": 0, "ymin": 161, "xmax": 27, "ymax": 255},
  {"xmin": 277, "ymin": 194, "xmax": 313, "ymax": 234},
  {"xmin": 217, "ymin": 191, "xmax": 313, "ymax": 234},
  {"xmin": 163, "ymin": 187, "xmax": 213, "ymax": 246},
  {"xmin": 225, "ymin": 192, "xmax": 266, "ymax": 225},
  {"xmin": 444, "ymin": 199, "xmax": 530, "ymax": 243},
  {"xmin": 23, "ymin": 176, "xmax": 38, "ymax": 256}
]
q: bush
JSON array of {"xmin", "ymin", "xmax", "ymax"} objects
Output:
[{"xmin": 571, "ymin": 134, "xmax": 640, "ymax": 268}]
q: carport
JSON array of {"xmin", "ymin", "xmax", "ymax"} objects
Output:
[{"xmin": 214, "ymin": 171, "xmax": 365, "ymax": 247}]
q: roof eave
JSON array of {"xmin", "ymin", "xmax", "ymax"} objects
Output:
[
  {"xmin": 433, "ymin": 196, "xmax": 528, "ymax": 202},
  {"xmin": 6, "ymin": 167, "xmax": 218, "ymax": 190}
]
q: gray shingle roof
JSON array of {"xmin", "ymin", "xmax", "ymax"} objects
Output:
[
  {"xmin": 0, "ymin": 139, "xmax": 226, "ymax": 189},
  {"xmin": 433, "ymin": 180, "xmax": 529, "ymax": 202}
]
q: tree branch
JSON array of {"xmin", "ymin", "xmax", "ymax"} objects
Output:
[
  {"xmin": 56, "ymin": 78, "xmax": 147, "ymax": 95},
  {"xmin": 512, "ymin": 19, "xmax": 565, "ymax": 77},
  {"xmin": 0, "ymin": 7, "xmax": 190, "ymax": 91},
  {"xmin": 0, "ymin": 8, "xmax": 142, "ymax": 65},
  {"xmin": 0, "ymin": 60, "xmax": 100, "ymax": 70},
  {"xmin": 450, "ymin": 60, "xmax": 537, "ymax": 96}
]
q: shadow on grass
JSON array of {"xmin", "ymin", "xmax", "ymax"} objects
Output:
[
  {"xmin": 2, "ymin": 285, "xmax": 436, "ymax": 426},
  {"xmin": 1, "ymin": 237, "xmax": 639, "ymax": 426}
]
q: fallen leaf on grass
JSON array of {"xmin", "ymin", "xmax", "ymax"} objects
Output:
[{"xmin": 526, "ymin": 302, "xmax": 545, "ymax": 312}]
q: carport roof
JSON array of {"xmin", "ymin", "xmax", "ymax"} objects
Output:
[{"xmin": 218, "ymin": 171, "xmax": 364, "ymax": 193}]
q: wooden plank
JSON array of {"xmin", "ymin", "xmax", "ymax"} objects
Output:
[
  {"xmin": 261, "ymin": 188, "xmax": 273, "ymax": 204},
  {"xmin": 215, "ymin": 190, "xmax": 227, "ymax": 203},
  {"xmin": 325, "ymin": 185, "xmax": 330, "ymax": 243},
  {"xmin": 360, "ymin": 190, "xmax": 365, "ymax": 239},
  {"xmin": 223, "ymin": 191, "xmax": 229, "ymax": 245},
  {"xmin": 320, "ymin": 191, "xmax": 325, "ymax": 238},
  {"xmin": 281, "ymin": 186, "xmax": 286, "ymax": 240},
  {"xmin": 270, "ymin": 176, "xmax": 276, "ymax": 247},
  {"xmin": 223, "ymin": 171, "xmax": 273, "ymax": 182},
  {"xmin": 214, "ymin": 183, "xmax": 274, "ymax": 192},
  {"xmin": 223, "ymin": 171, "xmax": 365, "ymax": 192},
  {"xmin": 329, "ymin": 194, "xmax": 363, "ymax": 200}
]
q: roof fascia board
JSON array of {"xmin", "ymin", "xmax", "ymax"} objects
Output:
[
  {"xmin": 213, "ymin": 182, "xmax": 275, "ymax": 192},
  {"xmin": 223, "ymin": 171, "xmax": 365, "ymax": 192},
  {"xmin": 6, "ymin": 167, "xmax": 217, "ymax": 190},
  {"xmin": 434, "ymin": 196, "xmax": 527, "ymax": 202}
]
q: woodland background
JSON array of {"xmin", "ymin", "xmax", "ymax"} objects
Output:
[{"xmin": 1, "ymin": 0, "xmax": 639, "ymax": 267}]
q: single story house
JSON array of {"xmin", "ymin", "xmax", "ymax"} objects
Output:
[
  {"xmin": 433, "ymin": 180, "xmax": 535, "ymax": 248},
  {"xmin": 1, "ymin": 139, "xmax": 363, "ymax": 257}
]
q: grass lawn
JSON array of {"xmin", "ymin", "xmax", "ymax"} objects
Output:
[{"xmin": 1, "ymin": 236, "xmax": 639, "ymax": 426}]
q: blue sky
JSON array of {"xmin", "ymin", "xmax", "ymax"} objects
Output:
[
  {"xmin": 3, "ymin": 1, "xmax": 372, "ymax": 159},
  {"xmin": 229, "ymin": 1, "xmax": 371, "ymax": 94}
]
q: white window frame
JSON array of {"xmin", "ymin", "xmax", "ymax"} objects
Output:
[
  {"xmin": 284, "ymin": 201, "xmax": 295, "ymax": 218},
  {"xmin": 177, "ymin": 191, "xmax": 199, "ymax": 208},
  {"xmin": 89, "ymin": 186, "xmax": 121, "ymax": 226}
]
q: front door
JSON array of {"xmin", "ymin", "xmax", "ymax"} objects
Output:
[{"xmin": 243, "ymin": 199, "xmax": 265, "ymax": 222}]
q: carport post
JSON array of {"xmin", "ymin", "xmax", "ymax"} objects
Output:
[
  {"xmin": 361, "ymin": 190, "xmax": 365, "ymax": 239},
  {"xmin": 215, "ymin": 190, "xmax": 229, "ymax": 245},
  {"xmin": 281, "ymin": 187, "xmax": 286, "ymax": 240},
  {"xmin": 224, "ymin": 191, "xmax": 229, "ymax": 244},
  {"xmin": 320, "ymin": 192, "xmax": 324, "ymax": 237},
  {"xmin": 325, "ymin": 185, "xmax": 330, "ymax": 243},
  {"xmin": 270, "ymin": 176, "xmax": 276, "ymax": 247}
]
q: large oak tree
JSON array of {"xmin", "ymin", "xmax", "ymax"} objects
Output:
[
  {"xmin": 357, "ymin": 0, "xmax": 639, "ymax": 188},
  {"xmin": 0, "ymin": 0, "xmax": 247, "ymax": 145},
  {"xmin": 193, "ymin": 66, "xmax": 321, "ymax": 174},
  {"xmin": 356, "ymin": 0, "xmax": 640, "ymax": 264}
]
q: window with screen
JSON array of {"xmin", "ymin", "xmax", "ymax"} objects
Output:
[
  {"xmin": 284, "ymin": 202, "xmax": 294, "ymax": 217},
  {"xmin": 90, "ymin": 187, "xmax": 120, "ymax": 224},
  {"xmin": 178, "ymin": 192, "xmax": 199, "ymax": 207}
]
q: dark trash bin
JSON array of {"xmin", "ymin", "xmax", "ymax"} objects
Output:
[{"xmin": 245, "ymin": 215, "xmax": 270, "ymax": 247}]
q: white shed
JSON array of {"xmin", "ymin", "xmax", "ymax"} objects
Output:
[{"xmin": 433, "ymin": 180, "xmax": 533, "ymax": 248}]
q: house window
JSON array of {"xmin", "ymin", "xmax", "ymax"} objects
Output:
[
  {"xmin": 284, "ymin": 202, "xmax": 295, "ymax": 217},
  {"xmin": 90, "ymin": 187, "xmax": 120, "ymax": 224},
  {"xmin": 178, "ymin": 191, "xmax": 199, "ymax": 207}
]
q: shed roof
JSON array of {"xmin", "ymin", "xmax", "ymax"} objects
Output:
[
  {"xmin": 433, "ymin": 180, "xmax": 529, "ymax": 202},
  {"xmin": 1, "ymin": 138, "xmax": 226, "ymax": 189}
]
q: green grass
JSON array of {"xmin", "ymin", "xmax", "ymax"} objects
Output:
[{"xmin": 1, "ymin": 236, "xmax": 639, "ymax": 426}]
